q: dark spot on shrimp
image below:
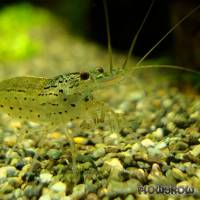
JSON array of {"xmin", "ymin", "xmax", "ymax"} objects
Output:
[
  {"xmin": 1, "ymin": 105, "xmax": 3, "ymax": 107},
  {"xmin": 30, "ymin": 110, "xmax": 33, "ymax": 112},
  {"xmin": 97, "ymin": 67, "xmax": 104, "ymax": 73},
  {"xmin": 65, "ymin": 110, "xmax": 67, "ymax": 113},
  {"xmin": 17, "ymin": 89, "xmax": 25, "ymax": 92},
  {"xmin": 59, "ymin": 112, "xmax": 62, "ymax": 114},
  {"xmin": 10, "ymin": 107, "xmax": 13, "ymax": 110},
  {"xmin": 71, "ymin": 103, "xmax": 76, "ymax": 107},
  {"xmin": 14, "ymin": 97, "xmax": 17, "ymax": 100},
  {"xmin": 59, "ymin": 89, "xmax": 63, "ymax": 93},
  {"xmin": 19, "ymin": 107, "xmax": 22, "ymax": 110},
  {"xmin": 84, "ymin": 96, "xmax": 89, "ymax": 102},
  {"xmin": 51, "ymin": 103, "xmax": 58, "ymax": 106},
  {"xmin": 24, "ymin": 97, "xmax": 27, "ymax": 100},
  {"xmin": 63, "ymin": 98, "xmax": 67, "ymax": 102},
  {"xmin": 37, "ymin": 114, "xmax": 40, "ymax": 118},
  {"xmin": 80, "ymin": 72, "xmax": 90, "ymax": 80}
]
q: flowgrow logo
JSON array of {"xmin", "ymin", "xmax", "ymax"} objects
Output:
[{"xmin": 137, "ymin": 185, "xmax": 195, "ymax": 195}]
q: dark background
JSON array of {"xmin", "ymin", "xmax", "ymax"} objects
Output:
[{"xmin": 0, "ymin": 0, "xmax": 199, "ymax": 65}]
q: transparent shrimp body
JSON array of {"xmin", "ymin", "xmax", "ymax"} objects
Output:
[{"xmin": 0, "ymin": 67, "xmax": 122, "ymax": 127}]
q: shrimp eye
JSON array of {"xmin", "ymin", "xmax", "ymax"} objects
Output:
[
  {"xmin": 80, "ymin": 72, "xmax": 90, "ymax": 80},
  {"xmin": 97, "ymin": 67, "xmax": 104, "ymax": 73}
]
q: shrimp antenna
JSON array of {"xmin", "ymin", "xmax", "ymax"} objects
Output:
[
  {"xmin": 136, "ymin": 3, "xmax": 200, "ymax": 66},
  {"xmin": 103, "ymin": 0, "xmax": 113, "ymax": 74},
  {"xmin": 122, "ymin": 0, "xmax": 156, "ymax": 70}
]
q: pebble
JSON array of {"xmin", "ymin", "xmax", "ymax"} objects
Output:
[
  {"xmin": 171, "ymin": 168, "xmax": 186, "ymax": 181},
  {"xmin": 104, "ymin": 133, "xmax": 120, "ymax": 145},
  {"xmin": 92, "ymin": 146, "xmax": 106, "ymax": 159},
  {"xmin": 74, "ymin": 136, "xmax": 88, "ymax": 145},
  {"xmin": 104, "ymin": 158, "xmax": 124, "ymax": 171},
  {"xmin": 107, "ymin": 179, "xmax": 140, "ymax": 197},
  {"xmin": 174, "ymin": 141, "xmax": 188, "ymax": 150},
  {"xmin": 131, "ymin": 143, "xmax": 140, "ymax": 154},
  {"xmin": 39, "ymin": 172, "xmax": 53, "ymax": 184},
  {"xmin": 0, "ymin": 182, "xmax": 14, "ymax": 193},
  {"xmin": 3, "ymin": 135, "xmax": 17, "ymax": 147},
  {"xmin": 155, "ymin": 142, "xmax": 167, "ymax": 149},
  {"xmin": 196, "ymin": 169, "xmax": 200, "ymax": 179},
  {"xmin": 39, "ymin": 194, "xmax": 51, "ymax": 200},
  {"xmin": 0, "ymin": 166, "xmax": 17, "ymax": 178},
  {"xmin": 47, "ymin": 149, "xmax": 62, "ymax": 160},
  {"xmin": 86, "ymin": 193, "xmax": 99, "ymax": 200},
  {"xmin": 127, "ymin": 168, "xmax": 146, "ymax": 183},
  {"xmin": 50, "ymin": 181, "xmax": 66, "ymax": 193},
  {"xmin": 141, "ymin": 139, "xmax": 155, "ymax": 148},
  {"xmin": 70, "ymin": 184, "xmax": 86, "ymax": 200},
  {"xmin": 163, "ymin": 99, "xmax": 173, "ymax": 108},
  {"xmin": 190, "ymin": 145, "xmax": 200, "ymax": 157},
  {"xmin": 151, "ymin": 128, "xmax": 164, "ymax": 140},
  {"xmin": 125, "ymin": 195, "xmax": 135, "ymax": 200}
]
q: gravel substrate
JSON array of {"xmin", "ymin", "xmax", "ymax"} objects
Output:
[{"xmin": 0, "ymin": 75, "xmax": 200, "ymax": 200}]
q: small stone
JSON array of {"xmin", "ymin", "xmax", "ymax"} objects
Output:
[
  {"xmin": 24, "ymin": 185, "xmax": 41, "ymax": 199},
  {"xmin": 8, "ymin": 177, "xmax": 23, "ymax": 187},
  {"xmin": 51, "ymin": 181, "xmax": 66, "ymax": 192},
  {"xmin": 3, "ymin": 135, "xmax": 17, "ymax": 147},
  {"xmin": 39, "ymin": 172, "xmax": 53, "ymax": 184},
  {"xmin": 16, "ymin": 161, "xmax": 25, "ymax": 170},
  {"xmin": 92, "ymin": 147, "xmax": 106, "ymax": 159},
  {"xmin": 74, "ymin": 136, "xmax": 88, "ymax": 145},
  {"xmin": 171, "ymin": 168, "xmax": 186, "ymax": 181},
  {"xmin": 166, "ymin": 122, "xmax": 176, "ymax": 132},
  {"xmin": 0, "ymin": 166, "xmax": 17, "ymax": 178},
  {"xmin": 152, "ymin": 128, "xmax": 164, "ymax": 140},
  {"xmin": 39, "ymin": 194, "xmax": 51, "ymax": 200},
  {"xmin": 47, "ymin": 149, "xmax": 62, "ymax": 160},
  {"xmin": 70, "ymin": 184, "xmax": 86, "ymax": 199},
  {"xmin": 47, "ymin": 131, "xmax": 62, "ymax": 140},
  {"xmin": 190, "ymin": 144, "xmax": 200, "ymax": 157},
  {"xmin": 104, "ymin": 133, "xmax": 119, "ymax": 145},
  {"xmin": 127, "ymin": 168, "xmax": 146, "ymax": 183},
  {"xmin": 155, "ymin": 142, "xmax": 167, "ymax": 149},
  {"xmin": 107, "ymin": 179, "xmax": 140, "ymax": 197},
  {"xmin": 163, "ymin": 99, "xmax": 172, "ymax": 108},
  {"xmin": 0, "ymin": 182, "xmax": 14, "ymax": 193},
  {"xmin": 0, "ymin": 167, "xmax": 8, "ymax": 178},
  {"xmin": 6, "ymin": 166, "xmax": 17, "ymax": 177},
  {"xmin": 131, "ymin": 143, "xmax": 140, "ymax": 154},
  {"xmin": 105, "ymin": 158, "xmax": 123, "ymax": 171},
  {"xmin": 141, "ymin": 139, "xmax": 155, "ymax": 148},
  {"xmin": 125, "ymin": 195, "xmax": 135, "ymax": 200},
  {"xmin": 86, "ymin": 193, "xmax": 99, "ymax": 200},
  {"xmin": 175, "ymin": 141, "xmax": 188, "ymax": 150},
  {"xmin": 196, "ymin": 169, "xmax": 200, "ymax": 178},
  {"xmin": 176, "ymin": 181, "xmax": 192, "ymax": 187}
]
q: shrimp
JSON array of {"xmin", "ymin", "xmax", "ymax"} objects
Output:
[{"xmin": 0, "ymin": 1, "xmax": 199, "ymax": 128}]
